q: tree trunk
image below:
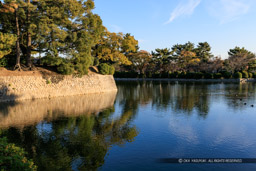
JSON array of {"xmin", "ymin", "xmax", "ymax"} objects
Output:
[
  {"xmin": 14, "ymin": 8, "xmax": 21, "ymax": 71},
  {"xmin": 26, "ymin": 0, "xmax": 32, "ymax": 69}
]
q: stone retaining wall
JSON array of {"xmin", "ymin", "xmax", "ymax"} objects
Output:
[{"xmin": 0, "ymin": 73, "xmax": 117, "ymax": 102}]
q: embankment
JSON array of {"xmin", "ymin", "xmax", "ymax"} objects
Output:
[{"xmin": 0, "ymin": 72, "xmax": 117, "ymax": 102}]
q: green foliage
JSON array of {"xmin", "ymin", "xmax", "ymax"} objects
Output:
[
  {"xmin": 161, "ymin": 72, "xmax": 169, "ymax": 78},
  {"xmin": 228, "ymin": 47, "xmax": 254, "ymax": 57},
  {"xmin": 0, "ymin": 57, "xmax": 8, "ymax": 67},
  {"xmin": 227, "ymin": 47, "xmax": 255, "ymax": 72},
  {"xmin": 46, "ymin": 79, "xmax": 51, "ymax": 84},
  {"xmin": 195, "ymin": 42, "xmax": 213, "ymax": 62},
  {"xmin": 184, "ymin": 72, "xmax": 203, "ymax": 79},
  {"xmin": 92, "ymin": 31, "xmax": 137, "ymax": 65},
  {"xmin": 114, "ymin": 71, "xmax": 139, "ymax": 78},
  {"xmin": 178, "ymin": 72, "xmax": 187, "ymax": 78},
  {"xmin": 74, "ymin": 63, "xmax": 89, "ymax": 75},
  {"xmin": 0, "ymin": 32, "xmax": 17, "ymax": 59},
  {"xmin": 204, "ymin": 73, "xmax": 213, "ymax": 79},
  {"xmin": 169, "ymin": 72, "xmax": 177, "ymax": 78},
  {"xmin": 147, "ymin": 72, "xmax": 152, "ymax": 78},
  {"xmin": 94, "ymin": 57, "xmax": 99, "ymax": 66},
  {"xmin": 233, "ymin": 72, "xmax": 242, "ymax": 79},
  {"xmin": 0, "ymin": 137, "xmax": 37, "ymax": 171},
  {"xmin": 0, "ymin": 0, "xmax": 105, "ymax": 73},
  {"xmin": 248, "ymin": 72, "xmax": 253, "ymax": 78},
  {"xmin": 99, "ymin": 63, "xmax": 110, "ymax": 75},
  {"xmin": 194, "ymin": 72, "xmax": 204, "ymax": 79},
  {"xmin": 185, "ymin": 72, "xmax": 194, "ymax": 79},
  {"xmin": 223, "ymin": 71, "xmax": 232, "ymax": 79},
  {"xmin": 241, "ymin": 71, "xmax": 248, "ymax": 78},
  {"xmin": 213, "ymin": 73, "xmax": 222, "ymax": 79},
  {"xmin": 121, "ymin": 33, "xmax": 139, "ymax": 53},
  {"xmin": 0, "ymin": 53, "xmax": 17, "ymax": 67},
  {"xmin": 253, "ymin": 72, "xmax": 256, "ymax": 78},
  {"xmin": 57, "ymin": 63, "xmax": 75, "ymax": 75},
  {"xmin": 41, "ymin": 56, "xmax": 63, "ymax": 66},
  {"xmin": 109, "ymin": 65, "xmax": 115, "ymax": 75}
]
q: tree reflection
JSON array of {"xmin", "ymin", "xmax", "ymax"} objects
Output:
[
  {"xmin": 117, "ymin": 81, "xmax": 211, "ymax": 118},
  {"xmin": 2, "ymin": 106, "xmax": 138, "ymax": 171},
  {"xmin": 173, "ymin": 83, "xmax": 210, "ymax": 118},
  {"xmin": 224, "ymin": 83, "xmax": 256, "ymax": 109},
  {"xmin": 1, "ymin": 81, "xmax": 256, "ymax": 170}
]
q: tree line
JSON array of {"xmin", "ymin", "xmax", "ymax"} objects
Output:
[
  {"xmin": 117, "ymin": 42, "xmax": 256, "ymax": 79},
  {"xmin": 1, "ymin": 0, "xmax": 256, "ymax": 78}
]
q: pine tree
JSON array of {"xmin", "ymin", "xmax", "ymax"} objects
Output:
[{"xmin": 0, "ymin": 32, "xmax": 17, "ymax": 58}]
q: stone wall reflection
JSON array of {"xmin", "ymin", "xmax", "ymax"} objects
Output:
[{"xmin": 0, "ymin": 91, "xmax": 117, "ymax": 129}]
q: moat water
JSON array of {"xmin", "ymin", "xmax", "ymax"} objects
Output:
[{"xmin": 1, "ymin": 81, "xmax": 256, "ymax": 171}]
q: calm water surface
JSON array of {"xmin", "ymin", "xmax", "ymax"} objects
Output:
[{"xmin": 1, "ymin": 81, "xmax": 256, "ymax": 171}]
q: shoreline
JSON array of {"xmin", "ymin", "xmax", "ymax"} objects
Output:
[{"xmin": 115, "ymin": 78, "xmax": 256, "ymax": 83}]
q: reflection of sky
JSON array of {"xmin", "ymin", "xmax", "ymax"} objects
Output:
[
  {"xmin": 2, "ymin": 82, "xmax": 256, "ymax": 171},
  {"xmin": 37, "ymin": 122, "xmax": 52, "ymax": 136},
  {"xmin": 102, "ymin": 82, "xmax": 256, "ymax": 170},
  {"xmin": 168, "ymin": 94, "xmax": 256, "ymax": 158}
]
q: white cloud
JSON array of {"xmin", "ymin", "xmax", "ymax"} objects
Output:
[
  {"xmin": 207, "ymin": 0, "xmax": 251, "ymax": 23},
  {"xmin": 164, "ymin": 0, "xmax": 201, "ymax": 24}
]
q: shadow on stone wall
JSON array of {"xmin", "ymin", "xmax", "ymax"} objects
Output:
[
  {"xmin": 0, "ymin": 84, "xmax": 19, "ymax": 103},
  {"xmin": 0, "ymin": 91, "xmax": 117, "ymax": 129}
]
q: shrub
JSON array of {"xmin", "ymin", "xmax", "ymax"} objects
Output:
[
  {"xmin": 248, "ymin": 72, "xmax": 253, "ymax": 78},
  {"xmin": 57, "ymin": 63, "xmax": 75, "ymax": 75},
  {"xmin": 98, "ymin": 63, "xmax": 110, "ymax": 75},
  {"xmin": 161, "ymin": 72, "xmax": 169, "ymax": 78},
  {"xmin": 153, "ymin": 73, "xmax": 161, "ymax": 78},
  {"xmin": 128, "ymin": 72, "xmax": 138, "ymax": 78},
  {"xmin": 114, "ymin": 71, "xmax": 121, "ymax": 78},
  {"xmin": 213, "ymin": 73, "xmax": 222, "ymax": 79},
  {"xmin": 169, "ymin": 72, "xmax": 177, "ymax": 78},
  {"xmin": 253, "ymin": 72, "xmax": 256, "ymax": 78},
  {"xmin": 0, "ymin": 137, "xmax": 37, "ymax": 171},
  {"xmin": 109, "ymin": 66, "xmax": 115, "ymax": 75},
  {"xmin": 0, "ymin": 57, "xmax": 8, "ymax": 67},
  {"xmin": 41, "ymin": 55, "xmax": 63, "ymax": 66},
  {"xmin": 178, "ymin": 72, "xmax": 187, "ymax": 78},
  {"xmin": 233, "ymin": 72, "xmax": 242, "ymax": 79},
  {"xmin": 241, "ymin": 71, "xmax": 248, "ymax": 78},
  {"xmin": 194, "ymin": 72, "xmax": 204, "ymax": 79},
  {"xmin": 46, "ymin": 79, "xmax": 51, "ymax": 84},
  {"xmin": 223, "ymin": 71, "xmax": 232, "ymax": 79},
  {"xmin": 147, "ymin": 72, "xmax": 152, "ymax": 78},
  {"xmin": 74, "ymin": 63, "xmax": 89, "ymax": 75},
  {"xmin": 186, "ymin": 72, "xmax": 194, "ymax": 79},
  {"xmin": 204, "ymin": 73, "xmax": 213, "ymax": 79},
  {"xmin": 139, "ymin": 73, "xmax": 146, "ymax": 78}
]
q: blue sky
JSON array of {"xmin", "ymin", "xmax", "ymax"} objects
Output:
[{"xmin": 94, "ymin": 0, "xmax": 256, "ymax": 59}]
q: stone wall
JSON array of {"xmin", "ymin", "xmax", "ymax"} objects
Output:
[{"xmin": 0, "ymin": 73, "xmax": 117, "ymax": 102}]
